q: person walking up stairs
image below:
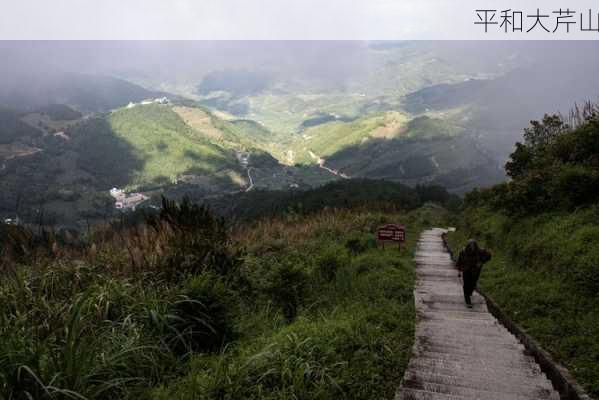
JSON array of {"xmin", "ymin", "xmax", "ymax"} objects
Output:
[{"xmin": 396, "ymin": 228, "xmax": 559, "ymax": 400}]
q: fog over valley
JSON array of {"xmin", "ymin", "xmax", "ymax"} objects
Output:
[{"xmin": 1, "ymin": 41, "xmax": 598, "ymax": 226}]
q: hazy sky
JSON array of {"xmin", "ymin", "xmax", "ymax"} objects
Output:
[
  {"xmin": 2, "ymin": 0, "xmax": 599, "ymax": 40},
  {"xmin": 2, "ymin": 41, "xmax": 598, "ymax": 85},
  {"xmin": 0, "ymin": 41, "xmax": 372, "ymax": 85}
]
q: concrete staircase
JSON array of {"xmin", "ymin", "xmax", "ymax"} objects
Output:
[{"xmin": 396, "ymin": 229, "xmax": 560, "ymax": 400}]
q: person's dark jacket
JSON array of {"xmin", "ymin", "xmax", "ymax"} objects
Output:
[{"xmin": 457, "ymin": 241, "xmax": 491, "ymax": 274}]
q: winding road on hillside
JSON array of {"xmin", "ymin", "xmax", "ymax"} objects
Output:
[
  {"xmin": 245, "ymin": 167, "xmax": 254, "ymax": 192},
  {"xmin": 308, "ymin": 151, "xmax": 350, "ymax": 179},
  {"xmin": 396, "ymin": 229, "xmax": 559, "ymax": 400}
]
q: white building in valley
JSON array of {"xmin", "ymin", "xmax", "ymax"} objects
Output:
[
  {"xmin": 110, "ymin": 188, "xmax": 148, "ymax": 211},
  {"xmin": 110, "ymin": 188, "xmax": 126, "ymax": 201}
]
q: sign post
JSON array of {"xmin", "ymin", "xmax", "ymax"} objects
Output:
[{"xmin": 377, "ymin": 224, "xmax": 406, "ymax": 250}]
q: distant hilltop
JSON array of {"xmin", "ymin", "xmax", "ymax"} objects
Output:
[{"xmin": 125, "ymin": 97, "xmax": 170, "ymax": 109}]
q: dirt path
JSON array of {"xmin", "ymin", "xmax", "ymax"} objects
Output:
[
  {"xmin": 396, "ymin": 228, "xmax": 559, "ymax": 400},
  {"xmin": 308, "ymin": 151, "xmax": 349, "ymax": 179},
  {"xmin": 245, "ymin": 167, "xmax": 254, "ymax": 192},
  {"xmin": 0, "ymin": 145, "xmax": 43, "ymax": 171}
]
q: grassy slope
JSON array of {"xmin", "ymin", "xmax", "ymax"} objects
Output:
[
  {"xmin": 404, "ymin": 115, "xmax": 463, "ymax": 139},
  {"xmin": 291, "ymin": 112, "xmax": 409, "ymax": 164},
  {"xmin": 172, "ymin": 105, "xmax": 240, "ymax": 143},
  {"xmin": 447, "ymin": 206, "xmax": 599, "ymax": 397},
  {"xmin": 108, "ymin": 104, "xmax": 238, "ymax": 186},
  {"xmin": 152, "ymin": 205, "xmax": 451, "ymax": 399},
  {"xmin": 0, "ymin": 202, "xmax": 451, "ymax": 400},
  {"xmin": 247, "ymin": 94, "xmax": 377, "ymax": 135},
  {"xmin": 291, "ymin": 112, "xmax": 466, "ymax": 166},
  {"xmin": 172, "ymin": 105, "xmax": 290, "ymax": 160}
]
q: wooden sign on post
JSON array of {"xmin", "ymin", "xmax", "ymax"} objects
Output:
[{"xmin": 377, "ymin": 224, "xmax": 406, "ymax": 250}]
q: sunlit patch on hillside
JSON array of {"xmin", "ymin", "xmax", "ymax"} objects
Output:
[
  {"xmin": 107, "ymin": 104, "xmax": 237, "ymax": 186},
  {"xmin": 172, "ymin": 106, "xmax": 224, "ymax": 140},
  {"xmin": 0, "ymin": 143, "xmax": 42, "ymax": 162},
  {"xmin": 226, "ymin": 169, "xmax": 246, "ymax": 187}
]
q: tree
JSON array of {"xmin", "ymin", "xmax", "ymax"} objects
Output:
[
  {"xmin": 523, "ymin": 114, "xmax": 568, "ymax": 149},
  {"xmin": 505, "ymin": 142, "xmax": 534, "ymax": 179}
]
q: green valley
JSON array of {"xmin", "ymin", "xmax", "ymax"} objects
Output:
[
  {"xmin": 290, "ymin": 111, "xmax": 409, "ymax": 164},
  {"xmin": 2, "ymin": 40, "xmax": 599, "ymax": 238},
  {"xmin": 107, "ymin": 104, "xmax": 238, "ymax": 186}
]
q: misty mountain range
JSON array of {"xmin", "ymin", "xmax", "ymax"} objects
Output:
[{"xmin": 1, "ymin": 40, "xmax": 598, "ymax": 226}]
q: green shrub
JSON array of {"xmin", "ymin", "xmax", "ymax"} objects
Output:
[
  {"xmin": 152, "ymin": 301, "xmax": 415, "ymax": 400},
  {"xmin": 334, "ymin": 264, "xmax": 356, "ymax": 296},
  {"xmin": 265, "ymin": 260, "xmax": 309, "ymax": 323},
  {"xmin": 148, "ymin": 197, "xmax": 243, "ymax": 282},
  {"xmin": 344, "ymin": 233, "xmax": 377, "ymax": 255},
  {"xmin": 151, "ymin": 273, "xmax": 235, "ymax": 356},
  {"xmin": 475, "ymin": 111, "xmax": 599, "ymax": 214},
  {"xmin": 353, "ymin": 264, "xmax": 412, "ymax": 304},
  {"xmin": 350, "ymin": 251, "xmax": 394, "ymax": 275},
  {"xmin": 315, "ymin": 244, "xmax": 350, "ymax": 282},
  {"xmin": 550, "ymin": 165, "xmax": 599, "ymax": 209},
  {"xmin": 569, "ymin": 225, "xmax": 599, "ymax": 293}
]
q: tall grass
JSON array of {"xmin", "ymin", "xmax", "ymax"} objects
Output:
[
  {"xmin": 152, "ymin": 204, "xmax": 451, "ymax": 399},
  {"xmin": 3, "ymin": 251, "xmax": 160, "ymax": 398},
  {"xmin": 1, "ymin": 201, "xmax": 451, "ymax": 399}
]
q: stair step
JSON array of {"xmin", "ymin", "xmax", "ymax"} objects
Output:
[
  {"xmin": 408, "ymin": 354, "xmax": 545, "ymax": 379},
  {"xmin": 418, "ymin": 318, "xmax": 505, "ymax": 328},
  {"xmin": 418, "ymin": 319, "xmax": 505, "ymax": 330},
  {"xmin": 416, "ymin": 333, "xmax": 518, "ymax": 346},
  {"xmin": 415, "ymin": 257, "xmax": 452, "ymax": 262},
  {"xmin": 417, "ymin": 337, "xmax": 524, "ymax": 351},
  {"xmin": 415, "ymin": 344, "xmax": 526, "ymax": 359},
  {"xmin": 416, "ymin": 340, "xmax": 525, "ymax": 356},
  {"xmin": 414, "ymin": 351, "xmax": 539, "ymax": 371},
  {"xmin": 416, "ymin": 323, "xmax": 515, "ymax": 336},
  {"xmin": 401, "ymin": 380, "xmax": 558, "ymax": 400},
  {"xmin": 396, "ymin": 387, "xmax": 477, "ymax": 400},
  {"xmin": 420, "ymin": 295, "xmax": 486, "ymax": 304},
  {"xmin": 415, "ymin": 334, "xmax": 521, "ymax": 347},
  {"xmin": 416, "ymin": 323, "xmax": 511, "ymax": 336},
  {"xmin": 421, "ymin": 310, "xmax": 494, "ymax": 320},
  {"xmin": 410, "ymin": 350, "xmax": 540, "ymax": 371},
  {"xmin": 403, "ymin": 370, "xmax": 555, "ymax": 394},
  {"xmin": 417, "ymin": 302, "xmax": 489, "ymax": 311}
]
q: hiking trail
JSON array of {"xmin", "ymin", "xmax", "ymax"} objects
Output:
[{"xmin": 396, "ymin": 228, "xmax": 559, "ymax": 400}]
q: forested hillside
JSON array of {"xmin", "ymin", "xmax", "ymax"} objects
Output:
[
  {"xmin": 0, "ymin": 102, "xmax": 335, "ymax": 226},
  {"xmin": 206, "ymin": 179, "xmax": 461, "ymax": 221},
  {"xmin": 0, "ymin": 108, "xmax": 43, "ymax": 143},
  {"xmin": 0, "ymin": 103, "xmax": 247, "ymax": 226},
  {"xmin": 106, "ymin": 104, "xmax": 239, "ymax": 185}
]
